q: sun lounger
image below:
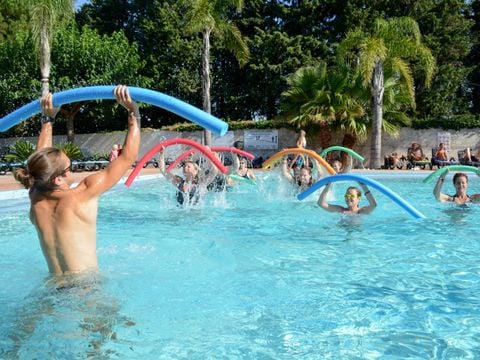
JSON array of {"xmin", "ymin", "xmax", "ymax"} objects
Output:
[
  {"xmin": 458, "ymin": 149, "xmax": 480, "ymax": 167},
  {"xmin": 406, "ymin": 143, "xmax": 431, "ymax": 170},
  {"xmin": 431, "ymin": 147, "xmax": 459, "ymax": 168}
]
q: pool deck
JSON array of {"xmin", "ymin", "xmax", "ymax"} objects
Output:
[
  {"xmin": 0, "ymin": 167, "xmax": 162, "ymax": 192},
  {"xmin": 0, "ymin": 167, "xmax": 432, "ymax": 192}
]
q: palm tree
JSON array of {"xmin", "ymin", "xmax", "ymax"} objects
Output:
[
  {"xmin": 280, "ymin": 63, "xmax": 365, "ymax": 150},
  {"xmin": 28, "ymin": 0, "xmax": 73, "ymax": 96},
  {"xmin": 181, "ymin": 0, "xmax": 249, "ymax": 145},
  {"xmin": 338, "ymin": 17, "xmax": 436, "ymax": 169}
]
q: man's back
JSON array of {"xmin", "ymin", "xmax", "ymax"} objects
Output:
[{"xmin": 30, "ymin": 184, "xmax": 99, "ymax": 274}]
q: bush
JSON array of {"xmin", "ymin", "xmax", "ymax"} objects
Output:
[
  {"xmin": 57, "ymin": 142, "xmax": 83, "ymax": 160},
  {"xmin": 4, "ymin": 139, "xmax": 35, "ymax": 162},
  {"xmin": 411, "ymin": 114, "xmax": 480, "ymax": 130}
]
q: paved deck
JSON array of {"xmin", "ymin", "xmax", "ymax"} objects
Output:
[{"xmin": 0, "ymin": 167, "xmax": 161, "ymax": 192}]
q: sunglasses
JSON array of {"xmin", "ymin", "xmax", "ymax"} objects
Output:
[
  {"xmin": 50, "ymin": 158, "xmax": 72, "ymax": 180},
  {"xmin": 344, "ymin": 194, "xmax": 360, "ymax": 199}
]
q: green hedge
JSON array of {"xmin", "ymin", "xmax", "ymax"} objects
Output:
[
  {"xmin": 411, "ymin": 114, "xmax": 480, "ymax": 130},
  {"xmin": 161, "ymin": 119, "xmax": 297, "ymax": 132},
  {"xmin": 165, "ymin": 116, "xmax": 480, "ymax": 132}
]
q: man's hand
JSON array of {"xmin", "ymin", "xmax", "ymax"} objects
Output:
[
  {"xmin": 40, "ymin": 93, "xmax": 60, "ymax": 119},
  {"xmin": 114, "ymin": 85, "xmax": 138, "ymax": 113}
]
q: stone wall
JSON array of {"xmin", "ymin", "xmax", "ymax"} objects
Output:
[{"xmin": 1, "ymin": 127, "xmax": 479, "ymax": 168}]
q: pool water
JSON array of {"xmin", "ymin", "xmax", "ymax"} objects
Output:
[{"xmin": 1, "ymin": 171, "xmax": 480, "ymax": 359}]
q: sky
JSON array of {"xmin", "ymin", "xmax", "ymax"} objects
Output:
[{"xmin": 74, "ymin": 0, "xmax": 90, "ymax": 9}]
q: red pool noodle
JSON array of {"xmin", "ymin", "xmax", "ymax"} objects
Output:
[
  {"xmin": 167, "ymin": 146, "xmax": 255, "ymax": 171},
  {"xmin": 124, "ymin": 138, "xmax": 228, "ymax": 186}
]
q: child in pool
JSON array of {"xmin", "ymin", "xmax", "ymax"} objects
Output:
[{"xmin": 318, "ymin": 182, "xmax": 377, "ymax": 214}]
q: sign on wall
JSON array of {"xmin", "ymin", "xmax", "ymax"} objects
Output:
[
  {"xmin": 244, "ymin": 130, "xmax": 278, "ymax": 150},
  {"xmin": 437, "ymin": 132, "xmax": 451, "ymax": 150}
]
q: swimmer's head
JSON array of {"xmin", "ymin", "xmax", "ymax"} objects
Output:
[
  {"xmin": 296, "ymin": 167, "xmax": 312, "ymax": 185},
  {"xmin": 344, "ymin": 186, "xmax": 361, "ymax": 207},
  {"xmin": 183, "ymin": 161, "xmax": 199, "ymax": 176},
  {"xmin": 14, "ymin": 148, "xmax": 73, "ymax": 191},
  {"xmin": 332, "ymin": 160, "xmax": 342, "ymax": 172}
]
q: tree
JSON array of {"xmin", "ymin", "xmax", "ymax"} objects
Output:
[
  {"xmin": 280, "ymin": 63, "xmax": 365, "ymax": 150},
  {"xmin": 181, "ymin": 0, "xmax": 250, "ymax": 145},
  {"xmin": 338, "ymin": 17, "xmax": 435, "ymax": 169},
  {"xmin": 52, "ymin": 25, "xmax": 150, "ymax": 141},
  {"xmin": 27, "ymin": 0, "xmax": 74, "ymax": 96},
  {"xmin": 0, "ymin": 0, "xmax": 29, "ymax": 42},
  {"xmin": 0, "ymin": 26, "xmax": 148, "ymax": 140}
]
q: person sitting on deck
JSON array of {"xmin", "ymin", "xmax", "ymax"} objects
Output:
[{"xmin": 408, "ymin": 142, "xmax": 426, "ymax": 162}]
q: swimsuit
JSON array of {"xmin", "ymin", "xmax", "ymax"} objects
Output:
[
  {"xmin": 176, "ymin": 177, "xmax": 199, "ymax": 205},
  {"xmin": 207, "ymin": 175, "xmax": 227, "ymax": 192},
  {"xmin": 449, "ymin": 194, "xmax": 472, "ymax": 204}
]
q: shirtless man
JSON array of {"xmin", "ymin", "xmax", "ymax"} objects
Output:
[
  {"xmin": 14, "ymin": 85, "xmax": 140, "ymax": 275},
  {"xmin": 434, "ymin": 171, "xmax": 480, "ymax": 205}
]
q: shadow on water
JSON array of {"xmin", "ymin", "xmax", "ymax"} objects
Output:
[{"xmin": 2, "ymin": 272, "xmax": 135, "ymax": 359}]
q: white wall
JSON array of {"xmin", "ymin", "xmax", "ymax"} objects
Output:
[{"xmin": 1, "ymin": 127, "xmax": 479, "ymax": 166}]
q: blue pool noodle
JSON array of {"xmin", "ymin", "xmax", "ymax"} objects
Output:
[
  {"xmin": 297, "ymin": 173, "xmax": 426, "ymax": 219},
  {"xmin": 0, "ymin": 86, "xmax": 229, "ymax": 136}
]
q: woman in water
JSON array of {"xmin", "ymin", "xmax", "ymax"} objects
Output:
[
  {"xmin": 318, "ymin": 182, "xmax": 377, "ymax": 215},
  {"xmin": 282, "ymin": 158, "xmax": 315, "ymax": 192},
  {"xmin": 434, "ymin": 171, "xmax": 480, "ymax": 205},
  {"xmin": 236, "ymin": 157, "xmax": 256, "ymax": 181},
  {"xmin": 159, "ymin": 150, "xmax": 218, "ymax": 205}
]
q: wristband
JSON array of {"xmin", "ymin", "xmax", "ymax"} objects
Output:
[
  {"xmin": 41, "ymin": 114, "xmax": 54, "ymax": 124},
  {"xmin": 129, "ymin": 110, "xmax": 141, "ymax": 124}
]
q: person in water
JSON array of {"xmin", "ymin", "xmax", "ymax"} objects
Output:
[
  {"xmin": 434, "ymin": 171, "xmax": 480, "ymax": 204},
  {"xmin": 282, "ymin": 158, "xmax": 315, "ymax": 192},
  {"xmin": 13, "ymin": 85, "xmax": 141, "ymax": 275},
  {"xmin": 318, "ymin": 182, "xmax": 377, "ymax": 214},
  {"xmin": 236, "ymin": 157, "xmax": 256, "ymax": 181},
  {"xmin": 159, "ymin": 150, "xmax": 219, "ymax": 204}
]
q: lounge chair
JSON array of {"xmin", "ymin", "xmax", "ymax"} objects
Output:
[
  {"xmin": 431, "ymin": 147, "xmax": 459, "ymax": 169},
  {"xmin": 406, "ymin": 143, "xmax": 431, "ymax": 170},
  {"xmin": 71, "ymin": 158, "xmax": 109, "ymax": 172},
  {"xmin": 458, "ymin": 149, "xmax": 480, "ymax": 167}
]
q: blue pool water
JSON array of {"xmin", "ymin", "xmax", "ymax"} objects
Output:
[{"xmin": 1, "ymin": 171, "xmax": 480, "ymax": 359}]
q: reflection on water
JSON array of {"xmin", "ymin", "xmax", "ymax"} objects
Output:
[{"xmin": 3, "ymin": 273, "xmax": 135, "ymax": 359}]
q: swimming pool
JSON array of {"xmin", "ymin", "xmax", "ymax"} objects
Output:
[{"xmin": 1, "ymin": 171, "xmax": 480, "ymax": 358}]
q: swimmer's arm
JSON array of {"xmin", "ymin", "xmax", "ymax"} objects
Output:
[
  {"xmin": 342, "ymin": 155, "xmax": 352, "ymax": 173},
  {"xmin": 37, "ymin": 93, "xmax": 60, "ymax": 150},
  {"xmin": 471, "ymin": 194, "xmax": 480, "ymax": 202},
  {"xmin": 318, "ymin": 183, "xmax": 343, "ymax": 213},
  {"xmin": 282, "ymin": 159, "xmax": 294, "ymax": 182},
  {"xmin": 158, "ymin": 150, "xmax": 180, "ymax": 185},
  {"xmin": 358, "ymin": 183, "xmax": 376, "ymax": 214},
  {"xmin": 231, "ymin": 154, "xmax": 240, "ymax": 174},
  {"xmin": 248, "ymin": 169, "xmax": 256, "ymax": 180},
  {"xmin": 202, "ymin": 161, "xmax": 219, "ymax": 186},
  {"xmin": 82, "ymin": 86, "xmax": 141, "ymax": 196},
  {"xmin": 433, "ymin": 174, "xmax": 450, "ymax": 202}
]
